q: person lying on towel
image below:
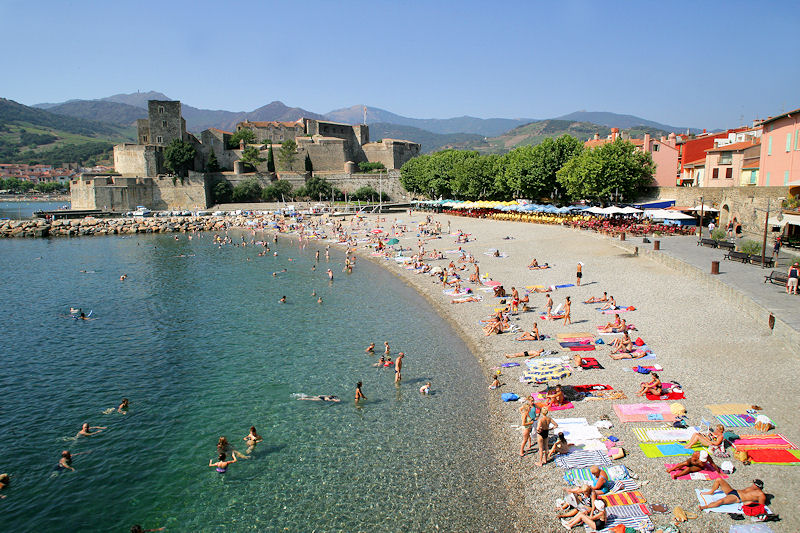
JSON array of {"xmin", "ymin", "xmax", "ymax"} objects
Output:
[
  {"xmin": 599, "ymin": 296, "xmax": 617, "ymax": 310},
  {"xmin": 667, "ymin": 450, "xmax": 719, "ymax": 479},
  {"xmin": 584, "ymin": 292, "xmax": 608, "ymax": 303},
  {"xmin": 683, "ymin": 424, "xmax": 725, "ymax": 453}
]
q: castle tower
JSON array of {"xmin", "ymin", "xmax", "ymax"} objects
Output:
[{"xmin": 146, "ymin": 100, "xmax": 185, "ymax": 146}]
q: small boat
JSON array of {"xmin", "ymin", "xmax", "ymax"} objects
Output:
[{"xmin": 132, "ymin": 206, "xmax": 152, "ymax": 217}]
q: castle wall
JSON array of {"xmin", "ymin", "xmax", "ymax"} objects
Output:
[
  {"xmin": 71, "ymin": 174, "xmax": 210, "ymax": 211},
  {"xmin": 311, "ymin": 170, "xmax": 408, "ymax": 200},
  {"xmin": 363, "ymin": 140, "xmax": 420, "ymax": 169},
  {"xmin": 114, "ymin": 144, "xmax": 161, "ymax": 177}
]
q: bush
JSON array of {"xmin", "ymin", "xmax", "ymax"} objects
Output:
[
  {"xmin": 226, "ymin": 129, "xmax": 256, "ymax": 150},
  {"xmin": 740, "ymin": 240, "xmax": 762, "ymax": 255},
  {"xmin": 262, "ymin": 180, "xmax": 293, "ymax": 202},
  {"xmin": 711, "ymin": 229, "xmax": 727, "ymax": 241},
  {"xmin": 232, "ymin": 178, "xmax": 263, "ymax": 203},
  {"xmin": 358, "ymin": 161, "xmax": 385, "ymax": 172},
  {"xmin": 212, "ymin": 180, "xmax": 233, "ymax": 204},
  {"xmin": 350, "ymin": 186, "xmax": 389, "ymax": 202}
]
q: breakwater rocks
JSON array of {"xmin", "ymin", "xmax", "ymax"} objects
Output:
[{"xmin": 0, "ymin": 216, "xmax": 251, "ymax": 238}]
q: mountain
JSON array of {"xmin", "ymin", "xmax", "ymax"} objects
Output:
[
  {"xmin": 43, "ymin": 100, "xmax": 147, "ymax": 127},
  {"xmin": 101, "ymin": 91, "xmax": 172, "ymax": 108},
  {"xmin": 0, "ymin": 98, "xmax": 135, "ymax": 165},
  {"xmin": 325, "ymin": 105, "xmax": 532, "ymax": 137},
  {"xmin": 367, "ymin": 123, "xmax": 484, "ymax": 154},
  {"xmin": 555, "ymin": 111, "xmax": 699, "ymax": 134}
]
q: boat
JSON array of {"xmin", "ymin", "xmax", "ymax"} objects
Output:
[{"xmin": 132, "ymin": 206, "xmax": 152, "ymax": 217}]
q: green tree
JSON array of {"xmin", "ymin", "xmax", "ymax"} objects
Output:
[
  {"xmin": 212, "ymin": 180, "xmax": 233, "ymax": 204},
  {"xmin": 556, "ymin": 139, "xmax": 655, "ymax": 203},
  {"xmin": 503, "ymin": 135, "xmax": 583, "ymax": 200},
  {"xmin": 163, "ymin": 139, "xmax": 196, "ymax": 177},
  {"xmin": 261, "ymin": 180, "xmax": 293, "ymax": 201},
  {"xmin": 240, "ymin": 146, "xmax": 265, "ymax": 170},
  {"xmin": 266, "ymin": 144, "xmax": 275, "ymax": 172},
  {"xmin": 278, "ymin": 140, "xmax": 298, "ymax": 170},
  {"xmin": 227, "ymin": 129, "xmax": 256, "ymax": 149},
  {"xmin": 206, "ymin": 150, "xmax": 221, "ymax": 173},
  {"xmin": 304, "ymin": 152, "xmax": 313, "ymax": 172},
  {"xmin": 358, "ymin": 161, "xmax": 385, "ymax": 172},
  {"xmin": 298, "ymin": 175, "xmax": 340, "ymax": 201},
  {"xmin": 231, "ymin": 177, "xmax": 263, "ymax": 203},
  {"xmin": 451, "ymin": 154, "xmax": 502, "ymax": 200},
  {"xmin": 399, "ymin": 154, "xmax": 432, "ymax": 195}
]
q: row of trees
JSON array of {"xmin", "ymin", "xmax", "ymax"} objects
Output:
[
  {"xmin": 0, "ymin": 177, "xmax": 68, "ymax": 193},
  {"xmin": 399, "ymin": 135, "xmax": 655, "ymax": 204},
  {"xmin": 210, "ymin": 176, "xmax": 389, "ymax": 205},
  {"xmin": 223, "ymin": 130, "xmax": 302, "ymax": 171}
]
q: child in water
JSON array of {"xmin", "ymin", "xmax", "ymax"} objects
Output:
[{"xmin": 419, "ymin": 382, "xmax": 431, "ymax": 394}]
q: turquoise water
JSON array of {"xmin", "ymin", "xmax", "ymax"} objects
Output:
[
  {"xmin": 0, "ymin": 232, "xmax": 514, "ymax": 531},
  {"xmin": 0, "ymin": 200, "xmax": 69, "ymax": 219}
]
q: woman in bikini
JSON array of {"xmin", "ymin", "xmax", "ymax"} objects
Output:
[
  {"xmin": 547, "ymin": 432, "xmax": 571, "ymax": 462},
  {"xmin": 584, "ymin": 292, "xmax": 608, "ymax": 304},
  {"xmin": 599, "ymin": 314, "xmax": 621, "ymax": 333},
  {"xmin": 599, "ymin": 296, "xmax": 617, "ymax": 311},
  {"xmin": 637, "ymin": 373, "xmax": 662, "ymax": 396},
  {"xmin": 243, "ymin": 426, "xmax": 263, "ymax": 454},
  {"xmin": 534, "ymin": 406, "xmax": 558, "ymax": 466},
  {"xmin": 209, "ymin": 452, "xmax": 237, "ymax": 474},
  {"xmin": 683, "ymin": 424, "xmax": 726, "ymax": 453},
  {"xmin": 519, "ymin": 396, "xmax": 535, "ymax": 457}
]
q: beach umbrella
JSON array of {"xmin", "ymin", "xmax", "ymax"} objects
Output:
[
  {"xmin": 618, "ymin": 206, "xmax": 643, "ymax": 214},
  {"xmin": 371, "ymin": 229, "xmax": 384, "ymax": 234},
  {"xmin": 689, "ymin": 204, "xmax": 718, "ymax": 212},
  {"xmin": 386, "ymin": 238, "xmax": 399, "ymax": 245}
]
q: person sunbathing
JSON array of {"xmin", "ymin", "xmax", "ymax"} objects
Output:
[
  {"xmin": 547, "ymin": 432, "xmax": 572, "ymax": 461},
  {"xmin": 584, "ymin": 292, "xmax": 608, "ymax": 304},
  {"xmin": 504, "ymin": 348, "xmax": 544, "ymax": 359},
  {"xmin": 564, "ymin": 500, "xmax": 606, "ymax": 532},
  {"xmin": 493, "ymin": 285, "xmax": 506, "ymax": 297},
  {"xmin": 698, "ymin": 479, "xmax": 765, "ymax": 511},
  {"xmin": 609, "ymin": 350, "xmax": 647, "ymax": 360},
  {"xmin": 515, "ymin": 331, "xmax": 540, "ymax": 341},
  {"xmin": 451, "ymin": 296, "xmax": 480, "ymax": 304},
  {"xmin": 528, "ymin": 258, "xmax": 539, "ymax": 268},
  {"xmin": 684, "ymin": 424, "xmax": 725, "ymax": 451},
  {"xmin": 560, "ymin": 485, "xmax": 595, "ymax": 519},
  {"xmin": 636, "ymin": 373, "xmax": 662, "ymax": 396},
  {"xmin": 598, "ymin": 314, "xmax": 622, "ymax": 332},
  {"xmin": 536, "ymin": 384, "xmax": 566, "ymax": 409},
  {"xmin": 610, "ymin": 332, "xmax": 634, "ymax": 353},
  {"xmin": 599, "ymin": 296, "xmax": 617, "ymax": 310},
  {"xmin": 587, "ymin": 464, "xmax": 615, "ymax": 494},
  {"xmin": 483, "ymin": 318, "xmax": 503, "ymax": 336},
  {"xmin": 667, "ymin": 450, "xmax": 719, "ymax": 479}
]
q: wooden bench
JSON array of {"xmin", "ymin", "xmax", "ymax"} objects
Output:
[
  {"xmin": 749, "ymin": 255, "xmax": 775, "ymax": 268},
  {"xmin": 698, "ymin": 238, "xmax": 717, "ymax": 248},
  {"xmin": 717, "ymin": 241, "xmax": 735, "ymax": 251},
  {"xmin": 764, "ymin": 270, "xmax": 789, "ymax": 285},
  {"xmin": 724, "ymin": 250, "xmax": 750, "ymax": 263}
]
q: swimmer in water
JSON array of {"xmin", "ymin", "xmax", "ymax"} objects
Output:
[
  {"xmin": 280, "ymin": 296, "xmax": 286, "ymax": 303},
  {"xmin": 327, "ymin": 269, "xmax": 333, "ymax": 281},
  {"xmin": 120, "ymin": 274, "xmax": 127, "ymax": 281},
  {"xmin": 209, "ymin": 452, "xmax": 237, "ymax": 473},
  {"xmin": 298, "ymin": 395, "xmax": 341, "ymax": 402},
  {"xmin": 70, "ymin": 307, "xmax": 81, "ymax": 314},
  {"xmin": 55, "ymin": 450, "xmax": 75, "ymax": 472},
  {"xmin": 117, "ymin": 398, "xmax": 130, "ymax": 413},
  {"xmin": 355, "ymin": 382, "xmax": 366, "ymax": 401},
  {"xmin": 317, "ymin": 297, "xmax": 323, "ymax": 304},
  {"xmin": 365, "ymin": 342, "xmax": 375, "ymax": 353},
  {"xmin": 419, "ymin": 382, "xmax": 431, "ymax": 394},
  {"xmin": 0, "ymin": 473, "xmax": 9, "ymax": 498},
  {"xmin": 243, "ymin": 426, "xmax": 263, "ymax": 453},
  {"xmin": 217, "ymin": 436, "xmax": 249, "ymax": 459},
  {"xmin": 76, "ymin": 423, "xmax": 106, "ymax": 437}
]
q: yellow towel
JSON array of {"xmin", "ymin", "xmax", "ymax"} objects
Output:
[{"xmin": 705, "ymin": 403, "xmax": 754, "ymax": 415}]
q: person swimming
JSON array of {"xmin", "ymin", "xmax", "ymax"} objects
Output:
[
  {"xmin": 55, "ymin": 450, "xmax": 75, "ymax": 472},
  {"xmin": 298, "ymin": 395, "xmax": 341, "ymax": 402},
  {"xmin": 76, "ymin": 422, "xmax": 106, "ymax": 437},
  {"xmin": 209, "ymin": 452, "xmax": 237, "ymax": 473},
  {"xmin": 243, "ymin": 426, "xmax": 263, "ymax": 452},
  {"xmin": 117, "ymin": 398, "xmax": 130, "ymax": 413}
]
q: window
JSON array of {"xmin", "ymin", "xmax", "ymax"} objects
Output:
[
  {"xmin": 719, "ymin": 152, "xmax": 732, "ymax": 164},
  {"xmin": 156, "ymin": 136, "xmax": 163, "ymax": 143},
  {"xmin": 796, "ymin": 130, "xmax": 800, "ymax": 150},
  {"xmin": 712, "ymin": 168, "xmax": 719, "ymax": 179},
  {"xmin": 787, "ymin": 133, "xmax": 792, "ymax": 152},
  {"xmin": 785, "ymin": 170, "xmax": 790, "ymax": 185},
  {"xmin": 750, "ymin": 170, "xmax": 758, "ymax": 185},
  {"xmin": 162, "ymin": 120, "xmax": 167, "ymax": 128},
  {"xmin": 158, "ymin": 106, "xmax": 164, "ymax": 114},
  {"xmin": 652, "ymin": 144, "xmax": 660, "ymax": 152},
  {"xmin": 725, "ymin": 167, "xmax": 733, "ymax": 179},
  {"xmin": 142, "ymin": 136, "xmax": 148, "ymax": 143},
  {"xmin": 768, "ymin": 136, "xmax": 772, "ymax": 155}
]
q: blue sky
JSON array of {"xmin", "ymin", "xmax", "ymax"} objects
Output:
[{"xmin": 1, "ymin": 0, "xmax": 798, "ymax": 129}]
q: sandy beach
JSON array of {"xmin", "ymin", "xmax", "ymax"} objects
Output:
[{"xmin": 335, "ymin": 211, "xmax": 799, "ymax": 532}]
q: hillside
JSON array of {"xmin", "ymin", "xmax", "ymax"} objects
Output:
[
  {"xmin": 367, "ymin": 123, "xmax": 484, "ymax": 153},
  {"xmin": 459, "ymin": 120, "xmax": 672, "ymax": 154},
  {"xmin": 325, "ymin": 105, "xmax": 532, "ymax": 137},
  {"xmin": 0, "ymin": 98, "xmax": 134, "ymax": 165},
  {"xmin": 44, "ymin": 100, "xmax": 147, "ymax": 127},
  {"xmin": 555, "ymin": 110, "xmax": 698, "ymax": 134}
]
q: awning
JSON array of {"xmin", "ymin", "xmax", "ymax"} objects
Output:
[
  {"xmin": 618, "ymin": 206, "xmax": 643, "ymax": 214},
  {"xmin": 767, "ymin": 213, "xmax": 800, "ymax": 228},
  {"xmin": 633, "ymin": 199, "xmax": 676, "ymax": 209},
  {"xmin": 688, "ymin": 204, "xmax": 719, "ymax": 212},
  {"xmin": 644, "ymin": 209, "xmax": 696, "ymax": 220}
]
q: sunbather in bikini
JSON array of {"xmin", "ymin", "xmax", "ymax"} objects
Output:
[
  {"xmin": 451, "ymin": 296, "xmax": 481, "ymax": 304},
  {"xmin": 599, "ymin": 296, "xmax": 617, "ymax": 310},
  {"xmin": 598, "ymin": 314, "xmax": 622, "ymax": 333},
  {"xmin": 516, "ymin": 331, "xmax": 540, "ymax": 341},
  {"xmin": 667, "ymin": 450, "xmax": 719, "ymax": 479},
  {"xmin": 684, "ymin": 424, "xmax": 725, "ymax": 451},
  {"xmin": 609, "ymin": 350, "xmax": 647, "ymax": 360},
  {"xmin": 610, "ymin": 332, "xmax": 634, "ymax": 353},
  {"xmin": 636, "ymin": 373, "xmax": 662, "ymax": 396},
  {"xmin": 493, "ymin": 285, "xmax": 506, "ymax": 297},
  {"xmin": 505, "ymin": 348, "xmax": 544, "ymax": 359},
  {"xmin": 584, "ymin": 292, "xmax": 608, "ymax": 304}
]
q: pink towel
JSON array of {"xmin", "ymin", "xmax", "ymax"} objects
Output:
[{"xmin": 665, "ymin": 463, "xmax": 728, "ymax": 480}]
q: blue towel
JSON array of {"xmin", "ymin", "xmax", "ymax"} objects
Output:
[
  {"xmin": 656, "ymin": 444, "xmax": 694, "ymax": 456},
  {"xmin": 595, "ymin": 338, "xmax": 604, "ymax": 345},
  {"xmin": 501, "ymin": 393, "xmax": 519, "ymax": 402},
  {"xmin": 647, "ymin": 413, "xmax": 664, "ymax": 420}
]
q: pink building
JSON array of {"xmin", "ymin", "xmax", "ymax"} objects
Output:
[
  {"xmin": 631, "ymin": 133, "xmax": 680, "ymax": 187},
  {"xmin": 704, "ymin": 139, "xmax": 761, "ymax": 188},
  {"xmin": 758, "ymin": 107, "xmax": 800, "ymax": 187}
]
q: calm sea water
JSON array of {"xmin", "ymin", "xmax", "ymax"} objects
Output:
[
  {"xmin": 0, "ymin": 232, "xmax": 514, "ymax": 532},
  {"xmin": 0, "ymin": 200, "xmax": 69, "ymax": 219}
]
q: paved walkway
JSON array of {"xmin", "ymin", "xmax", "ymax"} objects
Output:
[{"xmin": 621, "ymin": 232, "xmax": 800, "ymax": 336}]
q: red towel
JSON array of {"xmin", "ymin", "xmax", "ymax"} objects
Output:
[
  {"xmin": 569, "ymin": 345, "xmax": 596, "ymax": 351},
  {"xmin": 572, "ymin": 384, "xmax": 613, "ymax": 392},
  {"xmin": 746, "ymin": 449, "xmax": 800, "ymax": 463},
  {"xmin": 578, "ymin": 358, "xmax": 604, "ymax": 370},
  {"xmin": 646, "ymin": 391, "xmax": 686, "ymax": 401}
]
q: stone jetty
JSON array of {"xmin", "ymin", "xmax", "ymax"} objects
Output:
[{"xmin": 0, "ymin": 215, "xmax": 252, "ymax": 238}]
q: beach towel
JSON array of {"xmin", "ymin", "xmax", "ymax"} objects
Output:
[
  {"xmin": 706, "ymin": 403, "xmax": 754, "ymax": 415},
  {"xmin": 555, "ymin": 283, "xmax": 575, "ymax": 289},
  {"xmin": 597, "ymin": 516, "xmax": 654, "ymax": 533},
  {"xmin": 578, "ymin": 357, "xmax": 604, "ymax": 370},
  {"xmin": 642, "ymin": 427, "xmax": 699, "ymax": 442},
  {"xmin": 569, "ymin": 345, "xmax": 596, "ymax": 352},
  {"xmin": 629, "ymin": 365, "xmax": 662, "ymax": 372},
  {"xmin": 601, "ymin": 491, "xmax": 646, "ymax": 506},
  {"xmin": 638, "ymin": 442, "xmax": 698, "ymax": 458},
  {"xmin": 606, "ymin": 503, "xmax": 651, "ymax": 518},
  {"xmin": 695, "ymin": 489, "xmax": 773, "ymax": 514},
  {"xmin": 557, "ymin": 424, "xmax": 605, "ymax": 441},
  {"xmin": 745, "ymin": 448, "xmax": 800, "ymax": 464},
  {"xmin": 601, "ymin": 308, "xmax": 635, "ymax": 315},
  {"xmin": 732, "ymin": 434, "xmax": 797, "ymax": 450},
  {"xmin": 614, "ymin": 403, "xmax": 675, "ymax": 423},
  {"xmin": 539, "ymin": 314, "xmax": 565, "ymax": 320},
  {"xmin": 665, "ymin": 463, "xmax": 728, "ymax": 480},
  {"xmin": 729, "ymin": 525, "xmax": 775, "ymax": 533},
  {"xmin": 646, "ymin": 390, "xmax": 686, "ymax": 401},
  {"xmin": 451, "ymin": 296, "xmax": 482, "ymax": 303},
  {"xmin": 559, "ymin": 341, "xmax": 592, "ymax": 347},
  {"xmin": 555, "ymin": 449, "xmax": 613, "ymax": 469},
  {"xmin": 557, "ymin": 332, "xmax": 595, "ymax": 340},
  {"xmin": 500, "ymin": 362, "xmax": 520, "ymax": 368},
  {"xmin": 534, "ymin": 393, "xmax": 575, "ymax": 410},
  {"xmin": 716, "ymin": 414, "xmax": 757, "ymax": 428},
  {"xmin": 442, "ymin": 289, "xmax": 470, "ymax": 296},
  {"xmin": 572, "ymin": 384, "xmax": 613, "ymax": 393},
  {"xmin": 482, "ymin": 251, "xmax": 508, "ymax": 258}
]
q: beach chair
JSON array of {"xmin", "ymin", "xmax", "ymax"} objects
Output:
[{"xmin": 698, "ymin": 417, "xmax": 711, "ymax": 434}]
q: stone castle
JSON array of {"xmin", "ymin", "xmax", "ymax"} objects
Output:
[{"xmin": 71, "ymin": 100, "xmax": 419, "ymax": 211}]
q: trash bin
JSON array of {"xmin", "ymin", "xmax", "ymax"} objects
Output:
[
  {"xmin": 620, "ymin": 233, "xmax": 626, "ymax": 241},
  {"xmin": 654, "ymin": 240, "xmax": 660, "ymax": 250},
  {"xmin": 711, "ymin": 261, "xmax": 720, "ymax": 275}
]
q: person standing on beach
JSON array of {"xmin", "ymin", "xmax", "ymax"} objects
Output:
[
  {"xmin": 563, "ymin": 297, "xmax": 572, "ymax": 325},
  {"xmin": 519, "ymin": 396, "xmax": 535, "ymax": 457},
  {"xmin": 534, "ymin": 406, "xmax": 558, "ymax": 466},
  {"xmin": 545, "ymin": 294, "xmax": 554, "ymax": 318},
  {"xmin": 355, "ymin": 382, "xmax": 366, "ymax": 401},
  {"xmin": 787, "ymin": 262, "xmax": 799, "ymax": 295},
  {"xmin": 394, "ymin": 352, "xmax": 404, "ymax": 383},
  {"xmin": 576, "ymin": 262, "xmax": 583, "ymax": 286}
]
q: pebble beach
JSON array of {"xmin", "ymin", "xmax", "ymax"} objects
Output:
[{"xmin": 344, "ymin": 211, "xmax": 799, "ymax": 533}]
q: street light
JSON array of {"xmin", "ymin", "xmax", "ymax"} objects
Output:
[{"xmin": 754, "ymin": 198, "xmax": 785, "ymax": 267}]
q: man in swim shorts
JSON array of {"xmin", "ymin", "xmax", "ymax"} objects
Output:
[
  {"xmin": 668, "ymin": 450, "xmax": 719, "ymax": 479},
  {"xmin": 394, "ymin": 352, "xmax": 404, "ymax": 383},
  {"xmin": 699, "ymin": 479, "xmax": 765, "ymax": 510}
]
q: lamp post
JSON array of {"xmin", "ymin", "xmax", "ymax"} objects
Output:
[
  {"xmin": 698, "ymin": 195, "xmax": 704, "ymax": 242},
  {"xmin": 755, "ymin": 198, "xmax": 784, "ymax": 267}
]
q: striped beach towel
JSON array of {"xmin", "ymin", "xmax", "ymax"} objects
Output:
[
  {"xmin": 630, "ymin": 426, "xmax": 672, "ymax": 442},
  {"xmin": 563, "ymin": 465, "xmax": 630, "ymax": 485},
  {"xmin": 597, "ymin": 516, "xmax": 653, "ymax": 533},
  {"xmin": 716, "ymin": 414, "xmax": 756, "ymax": 427},
  {"xmin": 601, "ymin": 491, "xmax": 646, "ymax": 506},
  {"xmin": 608, "ymin": 479, "xmax": 640, "ymax": 493},
  {"xmin": 606, "ymin": 503, "xmax": 651, "ymax": 518},
  {"xmin": 733, "ymin": 434, "xmax": 797, "ymax": 450},
  {"xmin": 555, "ymin": 450, "xmax": 613, "ymax": 469}
]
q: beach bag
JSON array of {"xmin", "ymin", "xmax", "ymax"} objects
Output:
[
  {"xmin": 670, "ymin": 403, "xmax": 686, "ymax": 416},
  {"xmin": 627, "ymin": 306, "xmax": 636, "ymax": 311},
  {"xmin": 634, "ymin": 337, "xmax": 645, "ymax": 346},
  {"xmin": 742, "ymin": 503, "xmax": 766, "ymax": 517},
  {"xmin": 734, "ymin": 449, "xmax": 750, "ymax": 464},
  {"xmin": 501, "ymin": 393, "xmax": 519, "ymax": 402}
]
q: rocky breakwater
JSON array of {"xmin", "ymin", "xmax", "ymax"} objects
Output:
[{"xmin": 0, "ymin": 215, "xmax": 255, "ymax": 238}]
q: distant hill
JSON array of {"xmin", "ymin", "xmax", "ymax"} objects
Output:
[
  {"xmin": 325, "ymin": 105, "xmax": 532, "ymax": 137},
  {"xmin": 101, "ymin": 91, "xmax": 172, "ymax": 108},
  {"xmin": 43, "ymin": 100, "xmax": 147, "ymax": 127},
  {"xmin": 555, "ymin": 110, "xmax": 699, "ymax": 134},
  {"xmin": 367, "ymin": 123, "xmax": 484, "ymax": 154},
  {"xmin": 0, "ymin": 98, "xmax": 134, "ymax": 164}
]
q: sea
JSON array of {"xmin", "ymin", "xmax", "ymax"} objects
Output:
[
  {"xmin": 0, "ymin": 200, "xmax": 69, "ymax": 220},
  {"xmin": 0, "ymin": 230, "xmax": 515, "ymax": 532}
]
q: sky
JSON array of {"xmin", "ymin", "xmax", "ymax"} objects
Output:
[{"xmin": 1, "ymin": 0, "xmax": 798, "ymax": 130}]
